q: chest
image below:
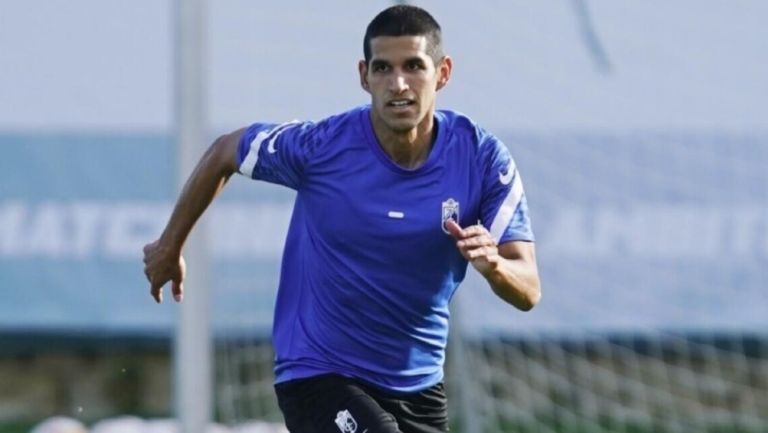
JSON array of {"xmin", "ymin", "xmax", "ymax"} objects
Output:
[{"xmin": 302, "ymin": 151, "xmax": 481, "ymax": 254}]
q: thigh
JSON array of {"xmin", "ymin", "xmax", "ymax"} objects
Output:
[
  {"xmin": 275, "ymin": 374, "xmax": 401, "ymax": 433},
  {"xmin": 367, "ymin": 382, "xmax": 449, "ymax": 433}
]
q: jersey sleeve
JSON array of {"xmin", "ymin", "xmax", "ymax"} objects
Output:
[
  {"xmin": 479, "ymin": 136, "xmax": 535, "ymax": 244},
  {"xmin": 235, "ymin": 120, "xmax": 320, "ymax": 190}
]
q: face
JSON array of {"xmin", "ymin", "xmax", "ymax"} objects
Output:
[{"xmin": 359, "ymin": 35, "xmax": 452, "ymax": 135}]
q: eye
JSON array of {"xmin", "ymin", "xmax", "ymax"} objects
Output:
[
  {"xmin": 372, "ymin": 62, "xmax": 390, "ymax": 73},
  {"xmin": 406, "ymin": 60, "xmax": 425, "ymax": 71}
]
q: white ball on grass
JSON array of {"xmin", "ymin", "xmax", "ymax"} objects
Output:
[
  {"xmin": 144, "ymin": 419, "xmax": 178, "ymax": 433},
  {"xmin": 90, "ymin": 416, "xmax": 145, "ymax": 433},
  {"xmin": 30, "ymin": 417, "xmax": 88, "ymax": 433},
  {"xmin": 231, "ymin": 421, "xmax": 286, "ymax": 433}
]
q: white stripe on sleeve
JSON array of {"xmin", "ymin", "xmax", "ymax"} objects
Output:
[
  {"xmin": 265, "ymin": 120, "xmax": 300, "ymax": 153},
  {"xmin": 489, "ymin": 171, "xmax": 525, "ymax": 243},
  {"xmin": 238, "ymin": 121, "xmax": 300, "ymax": 178},
  {"xmin": 239, "ymin": 129, "xmax": 270, "ymax": 177}
]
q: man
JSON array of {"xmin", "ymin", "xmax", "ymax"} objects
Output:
[{"xmin": 143, "ymin": 5, "xmax": 540, "ymax": 433}]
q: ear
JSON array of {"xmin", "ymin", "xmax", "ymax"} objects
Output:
[
  {"xmin": 358, "ymin": 60, "xmax": 371, "ymax": 93},
  {"xmin": 435, "ymin": 55, "xmax": 453, "ymax": 91}
]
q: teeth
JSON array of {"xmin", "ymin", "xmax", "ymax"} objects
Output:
[{"xmin": 391, "ymin": 100, "xmax": 410, "ymax": 106}]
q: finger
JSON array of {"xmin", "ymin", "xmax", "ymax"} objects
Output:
[
  {"xmin": 172, "ymin": 279, "xmax": 184, "ymax": 303},
  {"xmin": 445, "ymin": 219, "xmax": 464, "ymax": 239},
  {"xmin": 151, "ymin": 281, "xmax": 163, "ymax": 304},
  {"xmin": 467, "ymin": 248, "xmax": 483, "ymax": 260},
  {"xmin": 458, "ymin": 235, "xmax": 495, "ymax": 249},
  {"xmin": 142, "ymin": 242, "xmax": 155, "ymax": 256},
  {"xmin": 468, "ymin": 245, "xmax": 498, "ymax": 260},
  {"xmin": 450, "ymin": 222, "xmax": 492, "ymax": 257},
  {"xmin": 462, "ymin": 224, "xmax": 489, "ymax": 237}
]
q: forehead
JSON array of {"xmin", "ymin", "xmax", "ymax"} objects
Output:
[{"xmin": 368, "ymin": 35, "xmax": 431, "ymax": 62}]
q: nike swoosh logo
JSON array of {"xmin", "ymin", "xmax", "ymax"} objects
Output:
[
  {"xmin": 267, "ymin": 136, "xmax": 279, "ymax": 153},
  {"xmin": 267, "ymin": 120, "xmax": 300, "ymax": 154},
  {"xmin": 499, "ymin": 160, "xmax": 515, "ymax": 185}
]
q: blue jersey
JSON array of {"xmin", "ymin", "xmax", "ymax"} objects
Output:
[{"xmin": 236, "ymin": 105, "xmax": 533, "ymax": 392}]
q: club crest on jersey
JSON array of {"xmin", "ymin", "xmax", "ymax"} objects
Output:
[
  {"xmin": 335, "ymin": 409, "xmax": 358, "ymax": 433},
  {"xmin": 441, "ymin": 198, "xmax": 460, "ymax": 234}
]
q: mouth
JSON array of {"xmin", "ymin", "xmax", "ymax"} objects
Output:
[{"xmin": 386, "ymin": 99, "xmax": 415, "ymax": 108}]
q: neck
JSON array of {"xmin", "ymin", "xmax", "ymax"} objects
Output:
[{"xmin": 370, "ymin": 111, "xmax": 436, "ymax": 170}]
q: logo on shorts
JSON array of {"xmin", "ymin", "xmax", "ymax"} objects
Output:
[
  {"xmin": 335, "ymin": 409, "xmax": 358, "ymax": 433},
  {"xmin": 441, "ymin": 198, "xmax": 460, "ymax": 234}
]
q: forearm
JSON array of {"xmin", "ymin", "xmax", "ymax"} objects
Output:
[
  {"xmin": 447, "ymin": 222, "xmax": 542, "ymax": 311},
  {"xmin": 159, "ymin": 133, "xmax": 239, "ymax": 253},
  {"xmin": 482, "ymin": 258, "xmax": 541, "ymax": 311}
]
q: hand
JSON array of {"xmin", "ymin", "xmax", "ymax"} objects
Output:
[
  {"xmin": 445, "ymin": 220, "xmax": 500, "ymax": 276},
  {"xmin": 142, "ymin": 240, "xmax": 186, "ymax": 303}
]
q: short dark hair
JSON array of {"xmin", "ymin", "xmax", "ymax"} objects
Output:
[{"xmin": 363, "ymin": 5, "xmax": 443, "ymax": 66}]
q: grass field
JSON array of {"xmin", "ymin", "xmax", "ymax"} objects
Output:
[{"xmin": 0, "ymin": 421, "xmax": 35, "ymax": 433}]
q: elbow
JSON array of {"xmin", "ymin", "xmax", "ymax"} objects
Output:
[
  {"xmin": 513, "ymin": 277, "xmax": 541, "ymax": 311},
  {"xmin": 517, "ymin": 288, "xmax": 541, "ymax": 312},
  {"xmin": 212, "ymin": 132, "xmax": 236, "ymax": 157},
  {"xmin": 487, "ymin": 259, "xmax": 541, "ymax": 311},
  {"xmin": 210, "ymin": 130, "xmax": 242, "ymax": 174},
  {"xmin": 496, "ymin": 282, "xmax": 541, "ymax": 312}
]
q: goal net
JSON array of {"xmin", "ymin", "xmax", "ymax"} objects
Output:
[{"xmin": 449, "ymin": 331, "xmax": 767, "ymax": 433}]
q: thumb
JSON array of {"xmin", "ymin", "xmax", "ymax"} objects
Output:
[
  {"xmin": 172, "ymin": 255, "xmax": 186, "ymax": 303},
  {"xmin": 172, "ymin": 279, "xmax": 184, "ymax": 303},
  {"xmin": 445, "ymin": 219, "xmax": 464, "ymax": 239}
]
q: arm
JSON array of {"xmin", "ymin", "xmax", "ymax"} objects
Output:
[
  {"xmin": 446, "ymin": 220, "xmax": 541, "ymax": 311},
  {"xmin": 142, "ymin": 128, "xmax": 244, "ymax": 303}
]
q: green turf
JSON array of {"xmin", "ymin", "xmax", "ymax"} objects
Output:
[{"xmin": 0, "ymin": 421, "xmax": 37, "ymax": 433}]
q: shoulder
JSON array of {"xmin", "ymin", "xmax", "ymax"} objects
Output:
[
  {"xmin": 299, "ymin": 106, "xmax": 367, "ymax": 149},
  {"xmin": 316, "ymin": 105, "xmax": 367, "ymax": 137},
  {"xmin": 437, "ymin": 109, "xmax": 507, "ymax": 161},
  {"xmin": 261, "ymin": 106, "xmax": 365, "ymax": 161}
]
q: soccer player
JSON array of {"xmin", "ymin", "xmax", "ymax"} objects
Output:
[{"xmin": 143, "ymin": 5, "xmax": 540, "ymax": 433}]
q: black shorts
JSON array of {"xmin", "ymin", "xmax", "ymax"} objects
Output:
[{"xmin": 275, "ymin": 374, "xmax": 449, "ymax": 433}]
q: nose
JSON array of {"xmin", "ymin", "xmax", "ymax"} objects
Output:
[{"xmin": 389, "ymin": 73, "xmax": 409, "ymax": 94}]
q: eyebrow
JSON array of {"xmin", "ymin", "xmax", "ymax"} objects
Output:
[
  {"xmin": 370, "ymin": 59, "xmax": 390, "ymax": 68},
  {"xmin": 370, "ymin": 56, "xmax": 426, "ymax": 67},
  {"xmin": 404, "ymin": 57, "xmax": 427, "ymax": 65}
]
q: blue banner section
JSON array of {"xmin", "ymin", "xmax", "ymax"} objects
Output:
[
  {"xmin": 1, "ymin": 133, "xmax": 766, "ymax": 334},
  {"xmin": 1, "ymin": 134, "xmax": 175, "ymax": 332},
  {"xmin": 458, "ymin": 132, "xmax": 768, "ymax": 335}
]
